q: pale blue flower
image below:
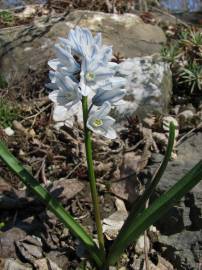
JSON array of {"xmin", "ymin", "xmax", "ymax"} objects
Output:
[
  {"xmin": 79, "ymin": 49, "xmax": 116, "ymax": 96},
  {"xmin": 53, "ymin": 43, "xmax": 80, "ymax": 74},
  {"xmin": 45, "ymin": 70, "xmax": 57, "ymax": 90},
  {"xmin": 48, "ymin": 72, "xmax": 81, "ymax": 109},
  {"xmin": 99, "ymin": 77, "xmax": 127, "ymax": 90},
  {"xmin": 67, "ymin": 26, "xmax": 102, "ymax": 58},
  {"xmin": 48, "ymin": 27, "xmax": 116, "ymax": 96},
  {"xmin": 81, "ymin": 45, "xmax": 113, "ymax": 75},
  {"xmin": 87, "ymin": 102, "xmax": 116, "ymax": 139},
  {"xmin": 47, "ymin": 27, "xmax": 127, "ymax": 138},
  {"xmin": 92, "ymin": 88, "xmax": 126, "ymax": 106},
  {"xmin": 52, "ymin": 103, "xmax": 80, "ymax": 128},
  {"xmin": 47, "ymin": 59, "xmax": 78, "ymax": 82},
  {"xmin": 92, "ymin": 77, "xmax": 126, "ymax": 106}
]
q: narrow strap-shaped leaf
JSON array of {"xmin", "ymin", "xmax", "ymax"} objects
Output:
[
  {"xmin": 107, "ymin": 160, "xmax": 202, "ymax": 266},
  {"xmin": 119, "ymin": 123, "xmax": 175, "ymax": 236},
  {"xmin": 0, "ymin": 141, "xmax": 103, "ymax": 268}
]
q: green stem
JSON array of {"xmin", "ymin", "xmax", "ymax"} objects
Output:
[{"xmin": 82, "ymin": 96, "xmax": 105, "ymax": 258}]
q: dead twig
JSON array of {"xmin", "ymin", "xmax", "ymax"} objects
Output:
[
  {"xmin": 124, "ymin": 139, "xmax": 144, "ymax": 153},
  {"xmin": 21, "ymin": 103, "xmax": 52, "ymax": 125},
  {"xmin": 12, "ymin": 211, "xmax": 18, "ymax": 226},
  {"xmin": 34, "ymin": 157, "xmax": 47, "ymax": 184},
  {"xmin": 176, "ymin": 123, "xmax": 202, "ymax": 146},
  {"xmin": 41, "ymin": 158, "xmax": 48, "ymax": 185},
  {"xmin": 66, "ymin": 162, "xmax": 82, "ymax": 179},
  {"xmin": 144, "ymin": 199, "xmax": 150, "ymax": 270}
]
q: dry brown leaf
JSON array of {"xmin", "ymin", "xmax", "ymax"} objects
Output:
[
  {"xmin": 35, "ymin": 258, "xmax": 62, "ymax": 270},
  {"xmin": 102, "ymin": 198, "xmax": 128, "ymax": 240},
  {"xmin": 49, "ymin": 178, "xmax": 85, "ymax": 204}
]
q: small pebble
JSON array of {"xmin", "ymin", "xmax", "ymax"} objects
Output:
[
  {"xmin": 135, "ymin": 235, "xmax": 150, "ymax": 255},
  {"xmin": 4, "ymin": 127, "xmax": 14, "ymax": 136}
]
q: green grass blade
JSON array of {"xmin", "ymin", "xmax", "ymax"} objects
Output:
[
  {"xmin": 120, "ymin": 123, "xmax": 175, "ymax": 233},
  {"xmin": 107, "ymin": 160, "xmax": 202, "ymax": 266},
  {"xmin": 0, "ymin": 141, "xmax": 103, "ymax": 268}
]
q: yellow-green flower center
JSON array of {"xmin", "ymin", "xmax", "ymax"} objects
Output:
[
  {"xmin": 65, "ymin": 92, "xmax": 74, "ymax": 100},
  {"xmin": 93, "ymin": 118, "xmax": 103, "ymax": 127},
  {"xmin": 85, "ymin": 72, "xmax": 95, "ymax": 82}
]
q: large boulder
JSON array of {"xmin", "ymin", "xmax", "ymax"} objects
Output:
[
  {"xmin": 142, "ymin": 132, "xmax": 202, "ymax": 269},
  {"xmin": 157, "ymin": 230, "xmax": 202, "ymax": 270},
  {"xmin": 0, "ymin": 10, "xmax": 171, "ymax": 119},
  {"xmin": 0, "ymin": 1, "xmax": 44, "ymax": 9},
  {"xmin": 115, "ymin": 55, "xmax": 172, "ymax": 120},
  {"xmin": 0, "ymin": 10, "xmax": 166, "ymax": 78}
]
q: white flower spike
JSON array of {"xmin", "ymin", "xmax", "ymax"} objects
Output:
[
  {"xmin": 48, "ymin": 26, "xmax": 126, "ymax": 139},
  {"xmin": 87, "ymin": 102, "xmax": 116, "ymax": 139}
]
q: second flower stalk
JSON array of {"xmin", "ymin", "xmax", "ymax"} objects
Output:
[{"xmin": 82, "ymin": 96, "xmax": 105, "ymax": 260}]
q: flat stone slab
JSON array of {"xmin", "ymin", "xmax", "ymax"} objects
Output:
[
  {"xmin": 142, "ymin": 132, "xmax": 202, "ymax": 269},
  {"xmin": 115, "ymin": 56, "xmax": 172, "ymax": 119},
  {"xmin": 0, "ymin": 10, "xmax": 166, "ymax": 78}
]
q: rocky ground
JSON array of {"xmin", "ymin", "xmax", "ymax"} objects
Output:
[{"xmin": 0, "ymin": 2, "xmax": 202, "ymax": 270}]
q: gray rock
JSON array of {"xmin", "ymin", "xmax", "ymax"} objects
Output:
[
  {"xmin": 0, "ymin": 10, "xmax": 166, "ymax": 78},
  {"xmin": 3, "ymin": 258, "xmax": 32, "ymax": 270},
  {"xmin": 1, "ymin": 1, "xmax": 45, "ymax": 9},
  {"xmin": 34, "ymin": 258, "xmax": 62, "ymax": 270},
  {"xmin": 157, "ymin": 231, "xmax": 202, "ymax": 270},
  {"xmin": 114, "ymin": 55, "xmax": 172, "ymax": 120},
  {"xmin": 155, "ymin": 132, "xmax": 202, "ymax": 224},
  {"xmin": 161, "ymin": 0, "xmax": 202, "ymax": 13},
  {"xmin": 15, "ymin": 235, "xmax": 43, "ymax": 263},
  {"xmin": 131, "ymin": 254, "xmax": 174, "ymax": 269},
  {"xmin": 46, "ymin": 251, "xmax": 69, "ymax": 269},
  {"xmin": 0, "ymin": 227, "xmax": 26, "ymax": 258},
  {"xmin": 142, "ymin": 132, "xmax": 202, "ymax": 269},
  {"xmin": 0, "ymin": 10, "xmax": 170, "ymax": 120}
]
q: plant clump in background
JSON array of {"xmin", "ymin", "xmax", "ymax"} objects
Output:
[
  {"xmin": 0, "ymin": 74, "xmax": 8, "ymax": 89},
  {"xmin": 0, "ymin": 98, "xmax": 20, "ymax": 128},
  {"xmin": 161, "ymin": 27, "xmax": 202, "ymax": 95},
  {"xmin": 0, "ymin": 10, "xmax": 14, "ymax": 26}
]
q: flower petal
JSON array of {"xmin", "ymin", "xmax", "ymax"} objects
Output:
[
  {"xmin": 86, "ymin": 102, "xmax": 116, "ymax": 139},
  {"xmin": 92, "ymin": 88, "xmax": 126, "ymax": 106},
  {"xmin": 79, "ymin": 71, "xmax": 91, "ymax": 96},
  {"xmin": 105, "ymin": 127, "xmax": 117, "ymax": 139},
  {"xmin": 94, "ymin": 32, "xmax": 102, "ymax": 47},
  {"xmin": 49, "ymin": 90, "xmax": 60, "ymax": 103},
  {"xmin": 53, "ymin": 106, "xmax": 69, "ymax": 122},
  {"xmin": 94, "ymin": 101, "xmax": 111, "ymax": 118},
  {"xmin": 68, "ymin": 26, "xmax": 95, "ymax": 57},
  {"xmin": 46, "ymin": 82, "xmax": 58, "ymax": 90},
  {"xmin": 54, "ymin": 44, "xmax": 79, "ymax": 72},
  {"xmin": 48, "ymin": 59, "xmax": 63, "ymax": 71},
  {"xmin": 102, "ymin": 116, "xmax": 116, "ymax": 128}
]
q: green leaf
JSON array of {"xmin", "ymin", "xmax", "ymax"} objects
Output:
[
  {"xmin": 112, "ymin": 123, "xmax": 175, "ymax": 250},
  {"xmin": 0, "ymin": 141, "xmax": 103, "ymax": 268},
  {"xmin": 107, "ymin": 160, "xmax": 202, "ymax": 266}
]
